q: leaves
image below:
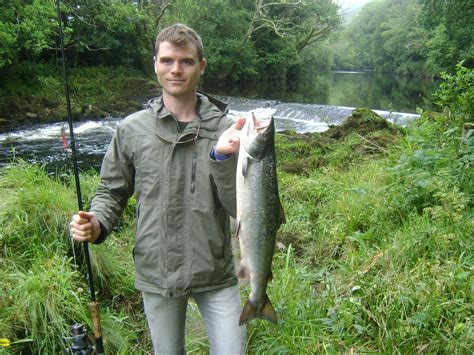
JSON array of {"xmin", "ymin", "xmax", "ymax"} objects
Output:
[{"xmin": 332, "ymin": 0, "xmax": 474, "ymax": 76}]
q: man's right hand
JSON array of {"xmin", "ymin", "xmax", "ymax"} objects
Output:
[{"xmin": 70, "ymin": 211, "xmax": 101, "ymax": 243}]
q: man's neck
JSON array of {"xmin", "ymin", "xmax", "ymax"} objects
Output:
[{"xmin": 162, "ymin": 92, "xmax": 198, "ymax": 123}]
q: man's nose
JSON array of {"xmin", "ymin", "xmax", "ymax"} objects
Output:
[{"xmin": 171, "ymin": 61, "xmax": 182, "ymax": 74}]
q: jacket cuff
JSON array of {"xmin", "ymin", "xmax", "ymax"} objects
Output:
[
  {"xmin": 210, "ymin": 146, "xmax": 231, "ymax": 161},
  {"xmin": 93, "ymin": 222, "xmax": 108, "ymax": 244}
]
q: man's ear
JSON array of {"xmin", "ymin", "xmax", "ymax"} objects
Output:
[
  {"xmin": 153, "ymin": 56, "xmax": 158, "ymax": 74},
  {"xmin": 200, "ymin": 58, "xmax": 207, "ymax": 75}
]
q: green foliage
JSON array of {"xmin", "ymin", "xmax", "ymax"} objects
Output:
[
  {"xmin": 332, "ymin": 0, "xmax": 474, "ymax": 76},
  {"xmin": 276, "ymin": 108, "xmax": 402, "ymax": 175},
  {"xmin": 18, "ymin": 0, "xmax": 57, "ymax": 57},
  {"xmin": 62, "ymin": 0, "xmax": 154, "ymax": 70},
  {"xmin": 433, "ymin": 62, "xmax": 474, "ymax": 123},
  {"xmin": 0, "ymin": 19, "xmax": 16, "ymax": 68},
  {"xmin": 419, "ymin": 0, "xmax": 474, "ymax": 71},
  {"xmin": 0, "ymin": 0, "xmax": 342, "ymax": 98},
  {"xmin": 0, "ymin": 0, "xmax": 57, "ymax": 69},
  {"xmin": 385, "ymin": 67, "xmax": 473, "ymax": 221},
  {"xmin": 423, "ymin": 24, "xmax": 459, "ymax": 74},
  {"xmin": 332, "ymin": 0, "xmax": 426, "ymax": 74}
]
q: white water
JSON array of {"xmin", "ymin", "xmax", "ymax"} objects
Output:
[{"xmin": 0, "ymin": 96, "xmax": 419, "ymax": 169}]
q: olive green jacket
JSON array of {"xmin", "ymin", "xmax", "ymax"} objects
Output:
[{"xmin": 90, "ymin": 93, "xmax": 238, "ymax": 296}]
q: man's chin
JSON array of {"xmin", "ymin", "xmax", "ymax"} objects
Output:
[{"xmin": 163, "ymin": 88, "xmax": 195, "ymax": 98}]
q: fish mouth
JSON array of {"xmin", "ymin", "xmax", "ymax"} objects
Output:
[
  {"xmin": 256, "ymin": 120, "xmax": 271, "ymax": 132},
  {"xmin": 252, "ymin": 114, "xmax": 272, "ymax": 133}
]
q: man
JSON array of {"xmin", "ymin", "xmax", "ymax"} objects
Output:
[{"xmin": 70, "ymin": 23, "xmax": 246, "ymax": 354}]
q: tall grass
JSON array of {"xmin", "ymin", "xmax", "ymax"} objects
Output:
[
  {"xmin": 0, "ymin": 162, "xmax": 147, "ymax": 353},
  {"xmin": 245, "ymin": 116, "xmax": 472, "ymax": 353}
]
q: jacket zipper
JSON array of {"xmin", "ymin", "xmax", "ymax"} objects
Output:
[{"xmin": 190, "ymin": 150, "xmax": 197, "ymax": 193}]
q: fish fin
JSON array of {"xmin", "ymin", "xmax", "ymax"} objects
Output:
[
  {"xmin": 239, "ymin": 295, "xmax": 278, "ymax": 326},
  {"xmin": 237, "ymin": 262, "xmax": 249, "ymax": 279},
  {"xmin": 260, "ymin": 295, "xmax": 278, "ymax": 324},
  {"xmin": 241, "ymin": 157, "xmax": 248, "ymax": 177},
  {"xmin": 252, "ymin": 112, "xmax": 257, "ymax": 126},
  {"xmin": 278, "ymin": 199, "xmax": 286, "ymax": 225}
]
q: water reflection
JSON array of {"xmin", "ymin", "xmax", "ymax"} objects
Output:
[{"xmin": 211, "ymin": 70, "xmax": 438, "ymax": 113}]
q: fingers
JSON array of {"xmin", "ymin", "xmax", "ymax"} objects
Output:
[
  {"xmin": 234, "ymin": 117, "xmax": 246, "ymax": 130},
  {"xmin": 70, "ymin": 211, "xmax": 95, "ymax": 242},
  {"xmin": 78, "ymin": 210, "xmax": 94, "ymax": 220}
]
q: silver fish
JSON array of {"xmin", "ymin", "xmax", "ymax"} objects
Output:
[{"xmin": 236, "ymin": 113, "xmax": 285, "ymax": 325}]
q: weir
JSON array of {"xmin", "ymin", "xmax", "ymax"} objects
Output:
[
  {"xmin": 219, "ymin": 96, "xmax": 419, "ymax": 133},
  {"xmin": 0, "ymin": 97, "xmax": 419, "ymax": 169}
]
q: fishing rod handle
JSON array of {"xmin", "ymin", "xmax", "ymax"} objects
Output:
[{"xmin": 89, "ymin": 302, "xmax": 104, "ymax": 354}]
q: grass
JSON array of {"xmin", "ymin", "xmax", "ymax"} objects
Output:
[
  {"xmin": 0, "ymin": 100, "xmax": 472, "ymax": 353},
  {"xmin": 0, "ymin": 163, "xmax": 148, "ymax": 353}
]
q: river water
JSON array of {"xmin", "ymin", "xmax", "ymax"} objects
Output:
[{"xmin": 0, "ymin": 71, "xmax": 436, "ymax": 171}]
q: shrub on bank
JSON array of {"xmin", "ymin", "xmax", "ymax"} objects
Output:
[{"xmin": 0, "ymin": 65, "xmax": 158, "ymax": 130}]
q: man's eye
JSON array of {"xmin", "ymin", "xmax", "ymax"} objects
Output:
[
  {"xmin": 160, "ymin": 58, "xmax": 173, "ymax": 64},
  {"xmin": 183, "ymin": 59, "xmax": 195, "ymax": 65}
]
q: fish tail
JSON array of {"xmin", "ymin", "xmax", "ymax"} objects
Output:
[{"xmin": 238, "ymin": 295, "xmax": 277, "ymax": 326}]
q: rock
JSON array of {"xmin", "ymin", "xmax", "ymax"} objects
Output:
[
  {"xmin": 25, "ymin": 112, "xmax": 38, "ymax": 118},
  {"xmin": 276, "ymin": 242, "xmax": 287, "ymax": 251}
]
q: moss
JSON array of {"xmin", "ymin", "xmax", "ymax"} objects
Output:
[
  {"xmin": 276, "ymin": 108, "xmax": 403, "ymax": 174},
  {"xmin": 326, "ymin": 108, "xmax": 401, "ymax": 139}
]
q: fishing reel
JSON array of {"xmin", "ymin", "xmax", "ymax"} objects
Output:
[{"xmin": 64, "ymin": 323, "xmax": 94, "ymax": 355}]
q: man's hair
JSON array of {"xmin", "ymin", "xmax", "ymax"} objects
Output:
[{"xmin": 155, "ymin": 23, "xmax": 204, "ymax": 61}]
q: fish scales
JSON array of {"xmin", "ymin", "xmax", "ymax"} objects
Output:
[{"xmin": 236, "ymin": 114, "xmax": 284, "ymax": 326}]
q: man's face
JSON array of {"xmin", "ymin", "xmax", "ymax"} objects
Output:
[{"xmin": 154, "ymin": 41, "xmax": 206, "ymax": 99}]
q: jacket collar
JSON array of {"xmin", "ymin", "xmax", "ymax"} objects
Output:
[{"xmin": 147, "ymin": 92, "xmax": 228, "ymax": 122}]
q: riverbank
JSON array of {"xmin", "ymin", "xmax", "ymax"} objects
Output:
[
  {"xmin": 1, "ymin": 102, "xmax": 472, "ymax": 352},
  {"xmin": 0, "ymin": 65, "xmax": 159, "ymax": 132}
]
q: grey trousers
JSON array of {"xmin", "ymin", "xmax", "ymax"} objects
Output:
[{"xmin": 142, "ymin": 285, "xmax": 246, "ymax": 355}]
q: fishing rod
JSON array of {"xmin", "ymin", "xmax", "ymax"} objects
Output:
[{"xmin": 55, "ymin": 1, "xmax": 104, "ymax": 353}]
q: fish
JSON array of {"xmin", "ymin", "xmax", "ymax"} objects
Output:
[{"xmin": 236, "ymin": 113, "xmax": 285, "ymax": 326}]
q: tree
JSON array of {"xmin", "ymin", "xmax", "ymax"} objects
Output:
[
  {"xmin": 189, "ymin": 0, "xmax": 342, "ymax": 83},
  {"xmin": 419, "ymin": 0, "xmax": 474, "ymax": 72},
  {"xmin": 0, "ymin": 0, "xmax": 57, "ymax": 68}
]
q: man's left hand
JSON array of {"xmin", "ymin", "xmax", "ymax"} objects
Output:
[{"xmin": 215, "ymin": 117, "xmax": 246, "ymax": 155}]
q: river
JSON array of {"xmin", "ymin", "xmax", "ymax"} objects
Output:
[
  {"xmin": 209, "ymin": 70, "xmax": 438, "ymax": 113},
  {"xmin": 0, "ymin": 71, "xmax": 437, "ymax": 171}
]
